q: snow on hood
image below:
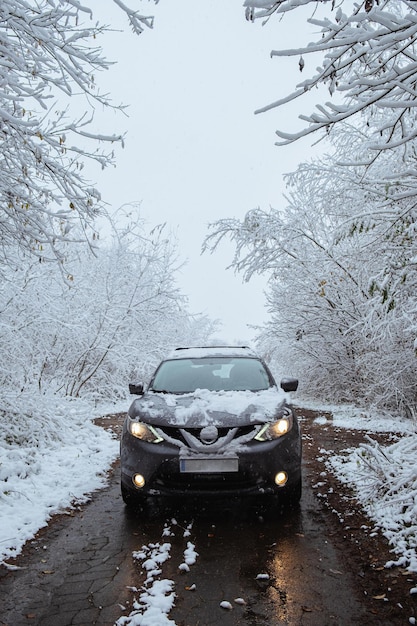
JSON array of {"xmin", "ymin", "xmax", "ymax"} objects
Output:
[{"xmin": 129, "ymin": 387, "xmax": 287, "ymax": 427}]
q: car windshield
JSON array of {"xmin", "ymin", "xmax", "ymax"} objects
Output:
[{"xmin": 150, "ymin": 357, "xmax": 272, "ymax": 393}]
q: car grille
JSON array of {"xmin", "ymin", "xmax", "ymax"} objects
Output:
[{"xmin": 158, "ymin": 424, "xmax": 256, "ymax": 448}]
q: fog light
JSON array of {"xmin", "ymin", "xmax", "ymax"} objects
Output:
[
  {"xmin": 275, "ymin": 471, "xmax": 288, "ymax": 487},
  {"xmin": 133, "ymin": 474, "xmax": 145, "ymax": 488}
]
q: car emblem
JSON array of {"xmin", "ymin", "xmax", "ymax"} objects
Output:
[{"xmin": 200, "ymin": 425, "xmax": 219, "ymax": 444}]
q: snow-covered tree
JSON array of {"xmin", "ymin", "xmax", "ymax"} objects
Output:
[
  {"xmin": 207, "ymin": 118, "xmax": 417, "ymax": 415},
  {"xmin": 204, "ymin": 0, "xmax": 416, "ymax": 414},
  {"xmin": 0, "ymin": 210, "xmax": 217, "ymax": 401},
  {"xmin": 0, "ymin": 0, "xmax": 155, "ymax": 271}
]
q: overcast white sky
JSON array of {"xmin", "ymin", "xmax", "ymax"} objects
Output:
[{"xmin": 93, "ymin": 0, "xmax": 322, "ymax": 343}]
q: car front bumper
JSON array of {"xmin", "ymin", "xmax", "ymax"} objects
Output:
[{"xmin": 120, "ymin": 424, "xmax": 302, "ymax": 499}]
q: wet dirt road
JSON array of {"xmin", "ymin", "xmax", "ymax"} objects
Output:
[
  {"xmin": 0, "ymin": 412, "xmax": 412, "ymax": 626},
  {"xmin": 1, "ymin": 468, "xmax": 371, "ymax": 625}
]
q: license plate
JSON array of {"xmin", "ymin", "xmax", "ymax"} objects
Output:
[{"xmin": 180, "ymin": 456, "xmax": 238, "ymax": 473}]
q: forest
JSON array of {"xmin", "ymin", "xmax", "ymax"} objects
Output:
[
  {"xmin": 1, "ymin": 0, "xmax": 416, "ymax": 420},
  {"xmin": 0, "ymin": 1, "xmax": 216, "ymax": 420},
  {"xmin": 208, "ymin": 0, "xmax": 417, "ymax": 418}
]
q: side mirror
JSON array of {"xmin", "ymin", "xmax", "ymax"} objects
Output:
[
  {"xmin": 280, "ymin": 377, "xmax": 298, "ymax": 393},
  {"xmin": 129, "ymin": 382, "xmax": 144, "ymax": 395}
]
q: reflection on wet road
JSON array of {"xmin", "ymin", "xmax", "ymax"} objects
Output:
[
  {"xmin": 162, "ymin": 481, "xmax": 367, "ymax": 625},
  {"xmin": 0, "ymin": 461, "xmax": 369, "ymax": 626}
]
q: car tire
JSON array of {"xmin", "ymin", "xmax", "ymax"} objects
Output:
[
  {"xmin": 281, "ymin": 476, "xmax": 302, "ymax": 507},
  {"xmin": 121, "ymin": 484, "xmax": 146, "ymax": 511},
  {"xmin": 268, "ymin": 477, "xmax": 302, "ymax": 515}
]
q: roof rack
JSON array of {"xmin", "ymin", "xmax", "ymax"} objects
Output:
[{"xmin": 174, "ymin": 346, "xmax": 251, "ymax": 351}]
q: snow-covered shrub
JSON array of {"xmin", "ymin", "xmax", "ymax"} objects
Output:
[{"xmin": 327, "ymin": 435, "xmax": 417, "ymax": 572}]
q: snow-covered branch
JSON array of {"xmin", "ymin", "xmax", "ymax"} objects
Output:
[
  {"xmin": 208, "ymin": 117, "xmax": 417, "ymax": 415},
  {"xmin": 0, "ymin": 0, "xmax": 156, "ymax": 270},
  {"xmin": 246, "ymin": 0, "xmax": 417, "ymax": 154}
]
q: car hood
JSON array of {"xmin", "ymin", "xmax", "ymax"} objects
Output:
[{"xmin": 128, "ymin": 387, "xmax": 287, "ymax": 428}]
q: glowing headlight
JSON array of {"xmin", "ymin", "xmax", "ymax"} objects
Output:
[
  {"xmin": 254, "ymin": 410, "xmax": 293, "ymax": 441},
  {"xmin": 129, "ymin": 421, "xmax": 164, "ymax": 443}
]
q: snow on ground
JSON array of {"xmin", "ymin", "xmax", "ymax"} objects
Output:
[
  {"xmin": 297, "ymin": 399, "xmax": 417, "ymax": 574},
  {"xmin": 0, "ymin": 393, "xmax": 122, "ymax": 567},
  {"xmin": 1, "ymin": 390, "xmax": 417, "ymax": 591},
  {"xmin": 295, "ymin": 398, "xmax": 416, "ymax": 434},
  {"xmin": 115, "ymin": 519, "xmax": 248, "ymax": 625},
  {"xmin": 116, "ymin": 520, "xmax": 198, "ymax": 626}
]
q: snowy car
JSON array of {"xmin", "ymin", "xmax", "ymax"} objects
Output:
[{"xmin": 120, "ymin": 346, "xmax": 301, "ymax": 509}]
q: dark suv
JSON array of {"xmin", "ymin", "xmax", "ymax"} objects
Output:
[{"xmin": 120, "ymin": 346, "xmax": 301, "ymax": 508}]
